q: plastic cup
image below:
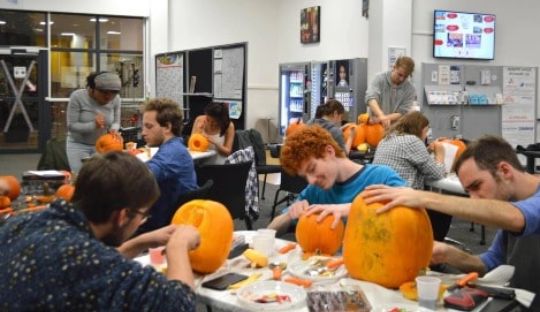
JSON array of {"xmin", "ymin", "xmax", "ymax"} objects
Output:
[
  {"xmin": 257, "ymin": 228, "xmax": 276, "ymax": 238},
  {"xmin": 416, "ymin": 276, "xmax": 441, "ymax": 310},
  {"xmin": 251, "ymin": 234, "xmax": 275, "ymax": 257},
  {"xmin": 149, "ymin": 247, "xmax": 165, "ymax": 266}
]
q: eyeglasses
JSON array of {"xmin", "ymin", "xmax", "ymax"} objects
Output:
[
  {"xmin": 131, "ymin": 208, "xmax": 151, "ymax": 224},
  {"xmin": 97, "ymin": 89, "xmax": 119, "ymax": 96}
]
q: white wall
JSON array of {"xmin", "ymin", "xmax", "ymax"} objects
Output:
[{"xmin": 0, "ymin": 0, "xmax": 150, "ymax": 16}]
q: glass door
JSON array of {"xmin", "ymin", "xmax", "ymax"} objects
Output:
[{"xmin": 0, "ymin": 50, "xmax": 48, "ymax": 153}]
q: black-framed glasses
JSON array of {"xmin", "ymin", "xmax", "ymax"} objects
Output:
[
  {"xmin": 130, "ymin": 208, "xmax": 151, "ymax": 224},
  {"xmin": 97, "ymin": 89, "xmax": 120, "ymax": 96}
]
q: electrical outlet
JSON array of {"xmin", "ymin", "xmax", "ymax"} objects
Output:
[{"xmin": 451, "ymin": 116, "xmax": 460, "ymax": 130}]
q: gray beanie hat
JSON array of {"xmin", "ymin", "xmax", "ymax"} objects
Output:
[{"xmin": 95, "ymin": 72, "xmax": 121, "ymax": 91}]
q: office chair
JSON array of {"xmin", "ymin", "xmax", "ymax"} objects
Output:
[
  {"xmin": 196, "ymin": 161, "xmax": 253, "ymax": 230},
  {"xmin": 270, "ymin": 169, "xmax": 308, "ymax": 219}
]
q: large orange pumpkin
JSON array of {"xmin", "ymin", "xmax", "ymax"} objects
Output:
[
  {"xmin": 56, "ymin": 184, "xmax": 75, "ymax": 202},
  {"xmin": 357, "ymin": 114, "xmax": 384, "ymax": 148},
  {"xmin": 296, "ymin": 213, "xmax": 345, "ymax": 255},
  {"xmin": 286, "ymin": 119, "xmax": 305, "ymax": 137},
  {"xmin": 95, "ymin": 133, "xmax": 123, "ymax": 154},
  {"xmin": 188, "ymin": 133, "xmax": 210, "ymax": 152},
  {"xmin": 171, "ymin": 199, "xmax": 234, "ymax": 274},
  {"xmin": 0, "ymin": 175, "xmax": 21, "ymax": 200},
  {"xmin": 342, "ymin": 123, "xmax": 366, "ymax": 149},
  {"xmin": 343, "ymin": 196, "xmax": 433, "ymax": 288}
]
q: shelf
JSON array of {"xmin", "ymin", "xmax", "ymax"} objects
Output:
[
  {"xmin": 290, "ymin": 80, "xmax": 303, "ymax": 84},
  {"xmin": 181, "ymin": 92, "xmax": 213, "ymax": 97},
  {"xmin": 289, "ymin": 95, "xmax": 303, "ymax": 98},
  {"xmin": 290, "ymin": 110, "xmax": 303, "ymax": 113}
]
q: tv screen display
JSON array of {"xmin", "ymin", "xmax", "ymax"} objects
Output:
[{"xmin": 433, "ymin": 10, "xmax": 495, "ymax": 60}]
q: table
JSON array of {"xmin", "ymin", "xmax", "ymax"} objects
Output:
[
  {"xmin": 135, "ymin": 147, "xmax": 216, "ymax": 162},
  {"xmin": 135, "ymin": 231, "xmax": 505, "ymax": 311}
]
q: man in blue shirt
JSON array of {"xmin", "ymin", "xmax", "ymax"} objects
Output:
[
  {"xmin": 267, "ymin": 125, "xmax": 405, "ymax": 233},
  {"xmin": 0, "ymin": 152, "xmax": 200, "ymax": 310},
  {"xmin": 138, "ymin": 98, "xmax": 198, "ymax": 233},
  {"xmin": 363, "ymin": 135, "xmax": 540, "ymax": 309}
]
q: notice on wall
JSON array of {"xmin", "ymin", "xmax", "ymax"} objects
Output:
[
  {"xmin": 213, "ymin": 47, "xmax": 244, "ymax": 100},
  {"xmin": 156, "ymin": 53, "xmax": 184, "ymax": 106},
  {"xmin": 502, "ymin": 67, "xmax": 536, "ymax": 147},
  {"xmin": 438, "ymin": 65, "xmax": 450, "ymax": 85},
  {"xmin": 387, "ymin": 47, "xmax": 406, "ymax": 70}
]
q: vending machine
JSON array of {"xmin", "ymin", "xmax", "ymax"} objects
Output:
[
  {"xmin": 278, "ymin": 63, "xmax": 310, "ymax": 135},
  {"xmin": 308, "ymin": 58, "xmax": 368, "ymax": 123}
]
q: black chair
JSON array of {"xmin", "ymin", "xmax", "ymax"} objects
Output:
[
  {"xmin": 195, "ymin": 161, "xmax": 253, "ymax": 230},
  {"xmin": 170, "ymin": 179, "xmax": 214, "ymax": 221},
  {"xmin": 234, "ymin": 129, "xmax": 281, "ymax": 200},
  {"xmin": 271, "ymin": 169, "xmax": 308, "ymax": 219}
]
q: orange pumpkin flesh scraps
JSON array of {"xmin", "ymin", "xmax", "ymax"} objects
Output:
[
  {"xmin": 188, "ymin": 133, "xmax": 210, "ymax": 152},
  {"xmin": 171, "ymin": 199, "xmax": 233, "ymax": 274},
  {"xmin": 343, "ymin": 196, "xmax": 433, "ymax": 288},
  {"xmin": 296, "ymin": 213, "xmax": 345, "ymax": 256},
  {"xmin": 95, "ymin": 133, "xmax": 123, "ymax": 154}
]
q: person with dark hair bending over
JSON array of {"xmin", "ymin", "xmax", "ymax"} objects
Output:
[
  {"xmin": 66, "ymin": 71, "xmax": 122, "ymax": 173},
  {"xmin": 365, "ymin": 56, "xmax": 417, "ymax": 128},
  {"xmin": 0, "ymin": 152, "xmax": 200, "ymax": 310},
  {"xmin": 373, "ymin": 111, "xmax": 449, "ymax": 240},
  {"xmin": 191, "ymin": 102, "xmax": 235, "ymax": 164},
  {"xmin": 310, "ymin": 99, "xmax": 355, "ymax": 155}
]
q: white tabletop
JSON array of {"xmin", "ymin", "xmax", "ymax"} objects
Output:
[
  {"xmin": 135, "ymin": 230, "xmax": 505, "ymax": 311},
  {"xmin": 134, "ymin": 148, "xmax": 216, "ymax": 162}
]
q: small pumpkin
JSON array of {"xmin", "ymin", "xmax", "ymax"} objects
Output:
[
  {"xmin": 358, "ymin": 114, "xmax": 384, "ymax": 148},
  {"xmin": 286, "ymin": 119, "xmax": 306, "ymax": 137},
  {"xmin": 0, "ymin": 195, "xmax": 11, "ymax": 208},
  {"xmin": 171, "ymin": 199, "xmax": 234, "ymax": 274},
  {"xmin": 188, "ymin": 133, "xmax": 210, "ymax": 152},
  {"xmin": 342, "ymin": 123, "xmax": 366, "ymax": 149},
  {"xmin": 0, "ymin": 175, "xmax": 21, "ymax": 200},
  {"xmin": 296, "ymin": 213, "xmax": 345, "ymax": 256},
  {"xmin": 56, "ymin": 184, "xmax": 75, "ymax": 202},
  {"xmin": 95, "ymin": 133, "xmax": 123, "ymax": 154},
  {"xmin": 343, "ymin": 196, "xmax": 433, "ymax": 288}
]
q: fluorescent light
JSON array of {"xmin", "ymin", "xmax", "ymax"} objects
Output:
[
  {"xmin": 39, "ymin": 21, "xmax": 54, "ymax": 25},
  {"xmin": 60, "ymin": 32, "xmax": 76, "ymax": 36},
  {"xmin": 90, "ymin": 18, "xmax": 109, "ymax": 23},
  {"xmin": 34, "ymin": 28, "xmax": 44, "ymax": 32},
  {"xmin": 107, "ymin": 31, "xmax": 121, "ymax": 35},
  {"xmin": 0, "ymin": 21, "xmax": 6, "ymax": 25}
]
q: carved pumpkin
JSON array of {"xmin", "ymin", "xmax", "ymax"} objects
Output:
[
  {"xmin": 296, "ymin": 213, "xmax": 345, "ymax": 256},
  {"xmin": 95, "ymin": 133, "xmax": 123, "ymax": 154},
  {"xmin": 342, "ymin": 123, "xmax": 366, "ymax": 149},
  {"xmin": 286, "ymin": 119, "xmax": 305, "ymax": 137},
  {"xmin": 171, "ymin": 199, "xmax": 234, "ymax": 273},
  {"xmin": 357, "ymin": 114, "xmax": 384, "ymax": 148},
  {"xmin": 0, "ymin": 175, "xmax": 21, "ymax": 200},
  {"xmin": 188, "ymin": 133, "xmax": 210, "ymax": 152},
  {"xmin": 343, "ymin": 196, "xmax": 433, "ymax": 288},
  {"xmin": 0, "ymin": 196, "xmax": 11, "ymax": 208},
  {"xmin": 56, "ymin": 184, "xmax": 75, "ymax": 202}
]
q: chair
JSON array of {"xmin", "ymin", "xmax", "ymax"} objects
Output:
[
  {"xmin": 195, "ymin": 161, "xmax": 253, "ymax": 230},
  {"xmin": 234, "ymin": 129, "xmax": 281, "ymax": 199},
  {"xmin": 271, "ymin": 169, "xmax": 308, "ymax": 219},
  {"xmin": 170, "ymin": 179, "xmax": 214, "ymax": 221}
]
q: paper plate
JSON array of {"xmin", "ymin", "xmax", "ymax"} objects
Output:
[
  {"xmin": 237, "ymin": 280, "xmax": 307, "ymax": 311},
  {"xmin": 288, "ymin": 256, "xmax": 347, "ymax": 284}
]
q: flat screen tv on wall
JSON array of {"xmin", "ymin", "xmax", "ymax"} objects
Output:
[{"xmin": 433, "ymin": 10, "xmax": 496, "ymax": 60}]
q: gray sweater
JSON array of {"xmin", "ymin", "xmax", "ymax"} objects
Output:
[
  {"xmin": 67, "ymin": 89, "xmax": 121, "ymax": 145},
  {"xmin": 365, "ymin": 71, "xmax": 416, "ymax": 115}
]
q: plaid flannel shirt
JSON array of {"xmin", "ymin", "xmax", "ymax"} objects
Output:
[
  {"xmin": 373, "ymin": 133, "xmax": 446, "ymax": 189},
  {"xmin": 226, "ymin": 146, "xmax": 259, "ymax": 220}
]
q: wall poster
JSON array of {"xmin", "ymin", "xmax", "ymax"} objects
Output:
[{"xmin": 156, "ymin": 53, "xmax": 184, "ymax": 106}]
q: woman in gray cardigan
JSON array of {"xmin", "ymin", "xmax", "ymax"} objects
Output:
[{"xmin": 66, "ymin": 72, "xmax": 122, "ymax": 173}]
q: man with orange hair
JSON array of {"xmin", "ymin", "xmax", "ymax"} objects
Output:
[{"xmin": 267, "ymin": 125, "xmax": 405, "ymax": 234}]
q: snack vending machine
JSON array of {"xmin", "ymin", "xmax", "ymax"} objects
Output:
[{"xmin": 278, "ymin": 63, "xmax": 310, "ymax": 135}]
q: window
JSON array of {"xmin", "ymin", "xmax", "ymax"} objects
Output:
[
  {"xmin": 0, "ymin": 10, "xmax": 47, "ymax": 47},
  {"xmin": 50, "ymin": 13, "xmax": 144, "ymax": 98}
]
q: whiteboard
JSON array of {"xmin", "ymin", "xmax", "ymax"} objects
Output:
[{"xmin": 213, "ymin": 47, "xmax": 244, "ymax": 100}]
